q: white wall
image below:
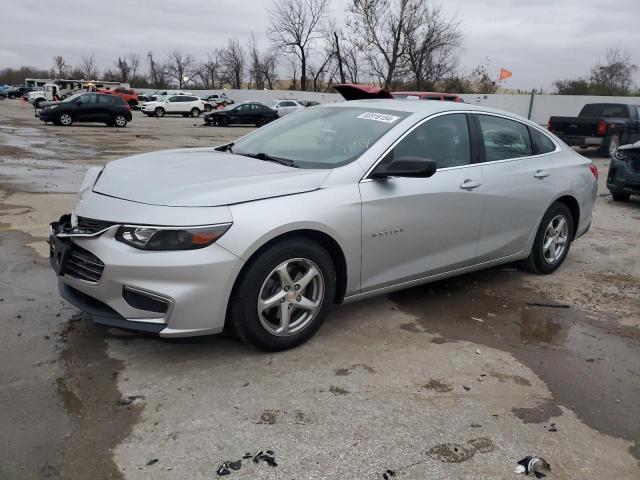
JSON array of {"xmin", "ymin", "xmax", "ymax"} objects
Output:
[{"xmin": 139, "ymin": 88, "xmax": 640, "ymax": 125}]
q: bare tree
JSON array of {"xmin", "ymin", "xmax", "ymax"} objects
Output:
[
  {"xmin": 127, "ymin": 52, "xmax": 142, "ymax": 79},
  {"xmin": 347, "ymin": 0, "xmax": 415, "ymax": 88},
  {"xmin": 114, "ymin": 57, "xmax": 131, "ymax": 83},
  {"xmin": 220, "ymin": 39, "xmax": 245, "ymax": 89},
  {"xmin": 267, "ymin": 0, "xmax": 329, "ymax": 91},
  {"xmin": 166, "ymin": 50, "xmax": 196, "ymax": 88},
  {"xmin": 147, "ymin": 52, "xmax": 169, "ymax": 88},
  {"xmin": 52, "ymin": 56, "xmax": 69, "ymax": 79},
  {"xmin": 79, "ymin": 54, "xmax": 99, "ymax": 79},
  {"xmin": 403, "ymin": 2, "xmax": 461, "ymax": 90},
  {"xmin": 341, "ymin": 37, "xmax": 362, "ymax": 83},
  {"xmin": 262, "ymin": 50, "xmax": 279, "ymax": 89},
  {"xmin": 590, "ymin": 47, "xmax": 638, "ymax": 95},
  {"xmin": 247, "ymin": 34, "xmax": 265, "ymax": 89}
]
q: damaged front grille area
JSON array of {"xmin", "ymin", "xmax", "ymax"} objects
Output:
[
  {"xmin": 74, "ymin": 216, "xmax": 117, "ymax": 235},
  {"xmin": 63, "ymin": 246, "xmax": 105, "ymax": 283}
]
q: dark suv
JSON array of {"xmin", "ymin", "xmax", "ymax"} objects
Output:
[
  {"xmin": 38, "ymin": 93, "xmax": 132, "ymax": 127},
  {"xmin": 608, "ymin": 142, "xmax": 640, "ymax": 201}
]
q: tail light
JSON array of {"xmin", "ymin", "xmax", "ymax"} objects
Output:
[
  {"xmin": 546, "ymin": 120, "xmax": 553, "ymax": 132},
  {"xmin": 597, "ymin": 120, "xmax": 607, "ymax": 136},
  {"xmin": 589, "ymin": 163, "xmax": 598, "ymax": 180}
]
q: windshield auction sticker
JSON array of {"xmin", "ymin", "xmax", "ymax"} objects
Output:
[{"xmin": 357, "ymin": 112, "xmax": 400, "ymax": 123}]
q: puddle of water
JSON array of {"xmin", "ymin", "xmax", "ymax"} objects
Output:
[
  {"xmin": 0, "ymin": 124, "xmax": 97, "ymax": 193},
  {"xmin": 389, "ymin": 267, "xmax": 640, "ymax": 459}
]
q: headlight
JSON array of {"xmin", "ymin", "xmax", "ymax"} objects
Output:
[{"xmin": 115, "ymin": 223, "xmax": 232, "ymax": 250}]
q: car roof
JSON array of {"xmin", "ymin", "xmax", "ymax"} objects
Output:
[
  {"xmin": 323, "ymin": 99, "xmax": 538, "ymax": 125},
  {"xmin": 392, "ymin": 91, "xmax": 458, "ymax": 96}
]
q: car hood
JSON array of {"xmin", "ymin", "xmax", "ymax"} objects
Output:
[{"xmin": 92, "ymin": 147, "xmax": 331, "ymax": 207}]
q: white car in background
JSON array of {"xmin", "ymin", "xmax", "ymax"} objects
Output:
[
  {"xmin": 270, "ymin": 99, "xmax": 305, "ymax": 116},
  {"xmin": 141, "ymin": 95, "xmax": 207, "ymax": 117}
]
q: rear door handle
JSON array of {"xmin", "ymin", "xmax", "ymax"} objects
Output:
[
  {"xmin": 459, "ymin": 179, "xmax": 483, "ymax": 190},
  {"xmin": 534, "ymin": 169, "xmax": 550, "ymax": 179}
]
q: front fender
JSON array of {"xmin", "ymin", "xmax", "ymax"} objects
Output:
[{"xmin": 218, "ymin": 185, "xmax": 362, "ymax": 296}]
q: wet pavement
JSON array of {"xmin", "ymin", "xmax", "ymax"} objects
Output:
[{"xmin": 0, "ymin": 100, "xmax": 639, "ymax": 479}]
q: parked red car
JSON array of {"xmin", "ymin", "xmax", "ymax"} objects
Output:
[
  {"xmin": 333, "ymin": 84, "xmax": 463, "ymax": 102},
  {"xmin": 97, "ymin": 87, "xmax": 139, "ymax": 108}
]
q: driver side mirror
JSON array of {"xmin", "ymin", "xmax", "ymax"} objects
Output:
[{"xmin": 370, "ymin": 156, "xmax": 437, "ymax": 180}]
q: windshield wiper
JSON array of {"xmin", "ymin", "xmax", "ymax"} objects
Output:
[
  {"xmin": 215, "ymin": 142, "xmax": 234, "ymax": 153},
  {"xmin": 239, "ymin": 152, "xmax": 298, "ymax": 168}
]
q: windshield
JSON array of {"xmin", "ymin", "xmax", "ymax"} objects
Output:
[
  {"xmin": 233, "ymin": 106, "xmax": 410, "ymax": 169},
  {"xmin": 63, "ymin": 93, "xmax": 85, "ymax": 102}
]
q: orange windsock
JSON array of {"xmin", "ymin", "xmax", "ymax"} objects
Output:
[{"xmin": 499, "ymin": 68, "xmax": 513, "ymax": 81}]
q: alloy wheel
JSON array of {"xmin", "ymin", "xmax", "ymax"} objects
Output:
[
  {"xmin": 257, "ymin": 258, "xmax": 324, "ymax": 336},
  {"xmin": 114, "ymin": 115, "xmax": 126, "ymax": 127},
  {"xmin": 60, "ymin": 113, "xmax": 72, "ymax": 126},
  {"xmin": 542, "ymin": 214, "xmax": 569, "ymax": 264}
]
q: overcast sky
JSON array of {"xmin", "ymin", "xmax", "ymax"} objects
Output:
[{"xmin": 2, "ymin": 0, "xmax": 639, "ymax": 90}]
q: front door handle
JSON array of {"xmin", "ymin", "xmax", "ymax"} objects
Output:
[
  {"xmin": 459, "ymin": 179, "xmax": 483, "ymax": 190},
  {"xmin": 534, "ymin": 169, "xmax": 550, "ymax": 179}
]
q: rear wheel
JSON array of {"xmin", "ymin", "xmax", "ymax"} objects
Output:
[
  {"xmin": 35, "ymin": 98, "xmax": 45, "ymax": 109},
  {"xmin": 190, "ymin": 107, "xmax": 201, "ymax": 117},
  {"xmin": 611, "ymin": 192, "xmax": 630, "ymax": 202},
  {"xmin": 219, "ymin": 116, "xmax": 229, "ymax": 127},
  {"xmin": 600, "ymin": 133, "xmax": 620, "ymax": 156},
  {"xmin": 154, "ymin": 107, "xmax": 165, "ymax": 117},
  {"xmin": 113, "ymin": 113, "xmax": 128, "ymax": 128},
  {"xmin": 521, "ymin": 202, "xmax": 573, "ymax": 274},
  {"xmin": 58, "ymin": 112, "xmax": 73, "ymax": 127},
  {"xmin": 230, "ymin": 238, "xmax": 336, "ymax": 351}
]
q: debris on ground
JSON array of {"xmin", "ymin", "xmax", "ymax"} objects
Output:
[
  {"xmin": 471, "ymin": 316, "xmax": 484, "ymax": 322},
  {"xmin": 548, "ymin": 423, "xmax": 558, "ymax": 432},
  {"xmin": 146, "ymin": 458, "xmax": 158, "ymax": 466},
  {"xmin": 525, "ymin": 302, "xmax": 570, "ymax": 309},
  {"xmin": 116, "ymin": 395, "xmax": 144, "ymax": 406},
  {"xmin": 515, "ymin": 456, "xmax": 551, "ymax": 478},
  {"xmin": 216, "ymin": 450, "xmax": 277, "ymax": 475},
  {"xmin": 382, "ymin": 468, "xmax": 396, "ymax": 479},
  {"xmin": 463, "ymin": 386, "xmax": 471, "ymax": 391},
  {"xmin": 475, "ymin": 349, "xmax": 482, "ymax": 355}
]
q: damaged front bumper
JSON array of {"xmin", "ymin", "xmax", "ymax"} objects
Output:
[{"xmin": 49, "ymin": 214, "xmax": 243, "ymax": 337}]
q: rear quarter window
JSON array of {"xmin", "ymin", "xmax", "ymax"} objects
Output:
[{"xmin": 529, "ymin": 127, "xmax": 557, "ymax": 155}]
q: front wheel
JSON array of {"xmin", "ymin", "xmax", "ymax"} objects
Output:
[
  {"xmin": 521, "ymin": 202, "xmax": 573, "ymax": 274},
  {"xmin": 229, "ymin": 238, "xmax": 336, "ymax": 351},
  {"xmin": 58, "ymin": 112, "xmax": 73, "ymax": 127}
]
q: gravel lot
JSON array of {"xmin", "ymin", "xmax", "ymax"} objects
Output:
[{"xmin": 1, "ymin": 100, "xmax": 639, "ymax": 479}]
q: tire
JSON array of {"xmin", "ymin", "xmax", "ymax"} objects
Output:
[
  {"xmin": 113, "ymin": 113, "xmax": 128, "ymax": 128},
  {"xmin": 599, "ymin": 133, "xmax": 620, "ymax": 157},
  {"xmin": 35, "ymin": 98, "xmax": 45, "ymax": 109},
  {"xmin": 521, "ymin": 202, "xmax": 574, "ymax": 274},
  {"xmin": 190, "ymin": 107, "xmax": 201, "ymax": 117},
  {"xmin": 154, "ymin": 107, "xmax": 165, "ymax": 117},
  {"xmin": 256, "ymin": 117, "xmax": 266, "ymax": 127},
  {"xmin": 58, "ymin": 112, "xmax": 74, "ymax": 127},
  {"xmin": 611, "ymin": 192, "xmax": 630, "ymax": 202},
  {"xmin": 229, "ymin": 238, "xmax": 336, "ymax": 351},
  {"xmin": 8, "ymin": 94, "xmax": 15, "ymax": 99},
  {"xmin": 204, "ymin": 105, "xmax": 212, "ymax": 112},
  {"xmin": 219, "ymin": 116, "xmax": 229, "ymax": 127}
]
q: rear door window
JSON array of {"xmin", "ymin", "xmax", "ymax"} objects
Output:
[{"xmin": 477, "ymin": 115, "xmax": 533, "ymax": 161}]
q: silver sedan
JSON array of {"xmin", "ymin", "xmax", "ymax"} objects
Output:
[{"xmin": 49, "ymin": 100, "xmax": 597, "ymax": 350}]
